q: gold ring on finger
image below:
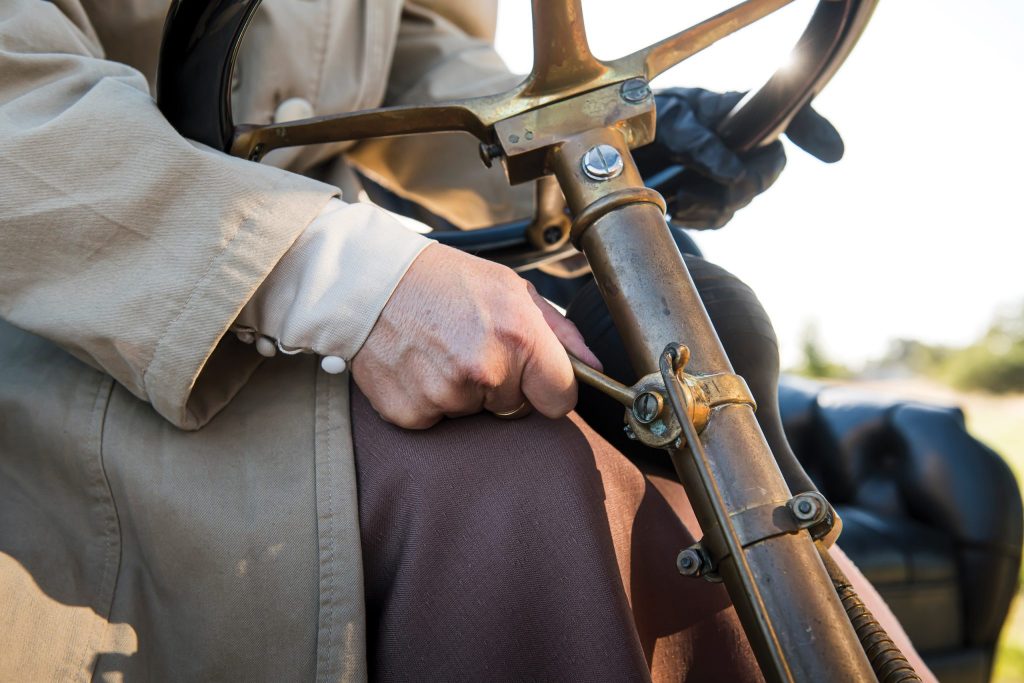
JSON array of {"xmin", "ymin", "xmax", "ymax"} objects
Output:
[{"xmin": 492, "ymin": 401, "xmax": 531, "ymax": 420}]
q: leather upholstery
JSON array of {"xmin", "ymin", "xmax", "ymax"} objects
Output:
[{"xmin": 779, "ymin": 376, "xmax": 1023, "ymax": 683}]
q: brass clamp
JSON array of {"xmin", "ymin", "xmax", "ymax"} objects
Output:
[
  {"xmin": 569, "ymin": 343, "xmax": 756, "ymax": 449},
  {"xmin": 678, "ymin": 492, "xmax": 839, "ymax": 582}
]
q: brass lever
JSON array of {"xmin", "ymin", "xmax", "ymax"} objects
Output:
[
  {"xmin": 568, "ymin": 355, "xmax": 636, "ymax": 407},
  {"xmin": 570, "ymin": 346, "xmax": 756, "ymax": 450}
]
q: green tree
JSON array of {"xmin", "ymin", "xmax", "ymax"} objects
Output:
[
  {"xmin": 794, "ymin": 322, "xmax": 851, "ymax": 379},
  {"xmin": 941, "ymin": 302, "xmax": 1024, "ymax": 394}
]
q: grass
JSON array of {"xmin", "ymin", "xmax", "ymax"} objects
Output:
[{"xmin": 969, "ymin": 395, "xmax": 1024, "ymax": 683}]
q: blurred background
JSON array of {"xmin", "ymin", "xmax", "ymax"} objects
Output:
[{"xmin": 493, "ymin": 1, "xmax": 1024, "ymax": 679}]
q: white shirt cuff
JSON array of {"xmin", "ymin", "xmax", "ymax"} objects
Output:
[{"xmin": 235, "ymin": 197, "xmax": 432, "ymax": 364}]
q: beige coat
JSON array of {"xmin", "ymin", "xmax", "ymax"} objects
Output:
[{"xmin": 0, "ymin": 0, "xmax": 528, "ymax": 679}]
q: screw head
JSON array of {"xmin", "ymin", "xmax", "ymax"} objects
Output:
[
  {"xmin": 581, "ymin": 144, "xmax": 624, "ymax": 181},
  {"xmin": 632, "ymin": 391, "xmax": 663, "ymax": 424},
  {"xmin": 620, "ymin": 78, "xmax": 652, "ymax": 104},
  {"xmin": 478, "ymin": 142, "xmax": 502, "ymax": 168},
  {"xmin": 542, "ymin": 226, "xmax": 563, "ymax": 245},
  {"xmin": 677, "ymin": 548, "xmax": 703, "ymax": 577},
  {"xmin": 789, "ymin": 493, "xmax": 824, "ymax": 523},
  {"xmin": 623, "ymin": 424, "xmax": 638, "ymax": 440}
]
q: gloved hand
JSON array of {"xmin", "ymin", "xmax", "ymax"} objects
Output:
[{"xmin": 632, "ymin": 87, "xmax": 844, "ymax": 229}]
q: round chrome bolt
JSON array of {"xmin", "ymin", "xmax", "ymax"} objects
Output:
[
  {"xmin": 620, "ymin": 78, "xmax": 652, "ymax": 104},
  {"xmin": 632, "ymin": 391, "xmax": 663, "ymax": 424},
  {"xmin": 581, "ymin": 144, "xmax": 624, "ymax": 181}
]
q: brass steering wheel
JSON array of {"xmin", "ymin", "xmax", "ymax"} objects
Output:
[{"xmin": 156, "ymin": 0, "xmax": 876, "ymax": 269}]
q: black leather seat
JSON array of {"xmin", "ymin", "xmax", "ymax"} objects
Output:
[{"xmin": 779, "ymin": 376, "xmax": 1023, "ymax": 683}]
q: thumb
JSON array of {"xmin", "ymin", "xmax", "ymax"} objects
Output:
[
  {"xmin": 784, "ymin": 103, "xmax": 844, "ymax": 163},
  {"xmin": 527, "ymin": 285, "xmax": 603, "ymax": 371}
]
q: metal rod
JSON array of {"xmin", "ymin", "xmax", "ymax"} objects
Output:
[
  {"xmin": 660, "ymin": 346, "xmax": 791, "ymax": 680},
  {"xmin": 611, "ymin": 0, "xmax": 798, "ymax": 79},
  {"xmin": 569, "ymin": 355, "xmax": 636, "ymax": 407},
  {"xmin": 525, "ymin": 0, "xmax": 606, "ymax": 94},
  {"xmin": 550, "ymin": 127, "xmax": 876, "ymax": 683}
]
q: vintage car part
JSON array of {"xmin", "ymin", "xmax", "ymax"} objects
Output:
[{"xmin": 157, "ymin": 1, "xmax": 923, "ymax": 681}]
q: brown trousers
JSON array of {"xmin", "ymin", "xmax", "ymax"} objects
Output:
[
  {"xmin": 351, "ymin": 255, "xmax": 786, "ymax": 681},
  {"xmin": 352, "ymin": 389, "xmax": 763, "ymax": 682},
  {"xmin": 352, "ymin": 255, "xmax": 787, "ymax": 681}
]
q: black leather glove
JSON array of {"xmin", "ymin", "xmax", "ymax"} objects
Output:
[{"xmin": 633, "ymin": 87, "xmax": 844, "ymax": 229}]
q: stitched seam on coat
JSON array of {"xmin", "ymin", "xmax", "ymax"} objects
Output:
[
  {"xmin": 82, "ymin": 373, "xmax": 121, "ymax": 681},
  {"xmin": 138, "ymin": 179, "xmax": 283, "ymax": 416},
  {"xmin": 362, "ymin": 2, "xmax": 388, "ymax": 109},
  {"xmin": 334, "ymin": 373, "xmax": 366, "ymax": 681},
  {"xmin": 141, "ymin": 187, "xmax": 276, "ymax": 395},
  {"xmin": 308, "ymin": 0, "xmax": 331, "ymax": 112},
  {"xmin": 315, "ymin": 366, "xmax": 339, "ymax": 681}
]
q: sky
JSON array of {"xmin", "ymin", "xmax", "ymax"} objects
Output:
[{"xmin": 493, "ymin": 0, "xmax": 1024, "ymax": 367}]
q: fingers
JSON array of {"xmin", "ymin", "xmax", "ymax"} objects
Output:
[
  {"xmin": 661, "ymin": 110, "xmax": 746, "ymax": 184},
  {"xmin": 687, "ymin": 88, "xmax": 745, "ymax": 128},
  {"xmin": 358, "ymin": 372, "xmax": 445, "ymax": 430},
  {"xmin": 520, "ymin": 322, "xmax": 578, "ymax": 419},
  {"xmin": 352, "ymin": 242, "xmax": 593, "ymax": 428},
  {"xmin": 669, "ymin": 142, "xmax": 785, "ymax": 229},
  {"xmin": 784, "ymin": 104, "xmax": 844, "ymax": 163},
  {"xmin": 653, "ymin": 88, "xmax": 747, "ymax": 184},
  {"xmin": 736, "ymin": 141, "xmax": 787, "ymax": 196},
  {"xmin": 481, "ymin": 367, "xmax": 529, "ymax": 417},
  {"xmin": 527, "ymin": 285, "xmax": 603, "ymax": 370},
  {"xmin": 671, "ymin": 181, "xmax": 732, "ymax": 229}
]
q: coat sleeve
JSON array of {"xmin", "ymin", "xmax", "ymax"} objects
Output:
[
  {"xmin": 346, "ymin": 0, "xmax": 535, "ymax": 230},
  {"xmin": 0, "ymin": 0, "xmax": 340, "ymax": 429}
]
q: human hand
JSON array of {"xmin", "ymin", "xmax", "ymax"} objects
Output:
[
  {"xmin": 351, "ymin": 243, "xmax": 602, "ymax": 429},
  {"xmin": 632, "ymin": 87, "xmax": 844, "ymax": 229}
]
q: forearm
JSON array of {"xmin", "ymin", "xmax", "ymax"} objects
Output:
[{"xmin": 0, "ymin": 0, "xmax": 337, "ymax": 428}]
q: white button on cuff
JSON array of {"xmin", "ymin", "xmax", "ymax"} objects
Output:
[
  {"xmin": 273, "ymin": 97, "xmax": 315, "ymax": 124},
  {"xmin": 255, "ymin": 336, "xmax": 278, "ymax": 357},
  {"xmin": 234, "ymin": 329, "xmax": 256, "ymax": 344},
  {"xmin": 320, "ymin": 356, "xmax": 347, "ymax": 374}
]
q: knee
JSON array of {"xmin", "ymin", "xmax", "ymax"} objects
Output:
[{"xmin": 356, "ymin": 401, "xmax": 606, "ymax": 508}]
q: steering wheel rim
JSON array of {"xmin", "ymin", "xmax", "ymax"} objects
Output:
[{"xmin": 157, "ymin": 0, "xmax": 260, "ymax": 153}]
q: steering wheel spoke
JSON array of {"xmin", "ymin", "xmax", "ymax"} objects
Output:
[
  {"xmin": 156, "ymin": 0, "xmax": 879, "ymax": 265},
  {"xmin": 611, "ymin": 0, "xmax": 799, "ymax": 80},
  {"xmin": 523, "ymin": 0, "xmax": 607, "ymax": 95},
  {"xmin": 230, "ymin": 99, "xmax": 495, "ymax": 161}
]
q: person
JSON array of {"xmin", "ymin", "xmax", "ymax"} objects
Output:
[{"xmin": 0, "ymin": 0, "xmax": 935, "ymax": 680}]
